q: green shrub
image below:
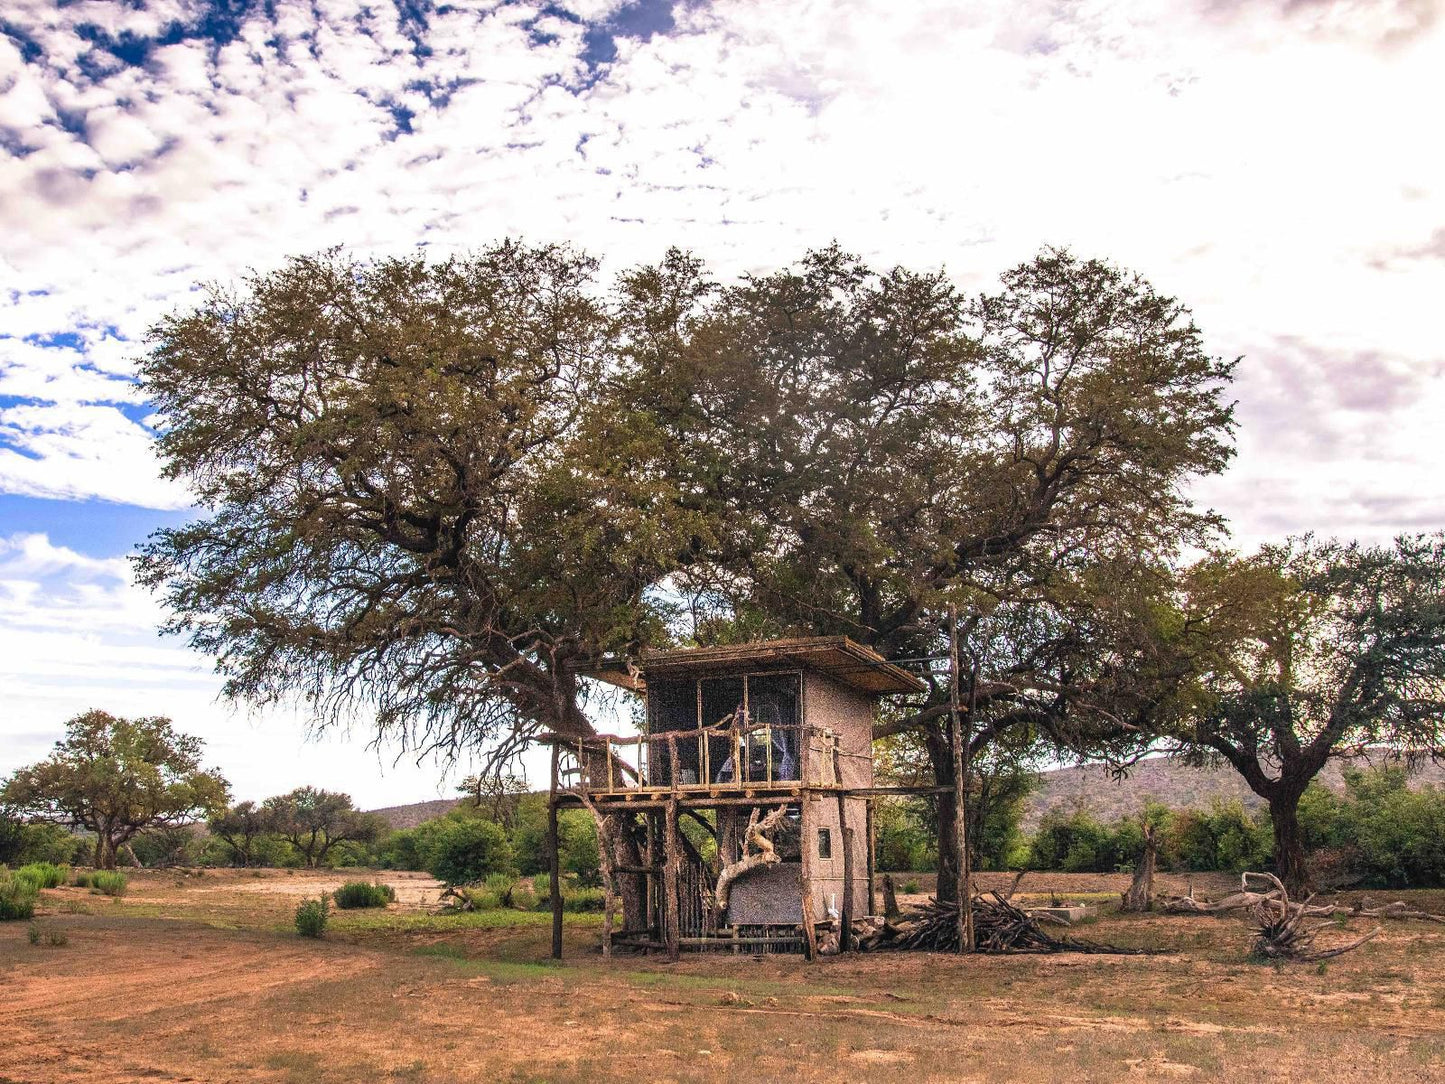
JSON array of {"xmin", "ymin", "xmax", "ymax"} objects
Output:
[
  {"xmin": 87, "ymin": 871, "xmax": 128, "ymax": 896},
  {"xmin": 332, "ymin": 881, "xmax": 396, "ymax": 909},
  {"xmin": 901, "ymin": 878, "xmax": 921, "ymax": 894},
  {"xmin": 71, "ymin": 871, "xmax": 92, "ymax": 888},
  {"xmin": 295, "ymin": 896, "xmax": 329, "ymax": 937},
  {"xmin": 0, "ymin": 875, "xmax": 39, "ymax": 920},
  {"xmin": 16, "ymin": 862, "xmax": 69, "ymax": 889},
  {"xmin": 424, "ymin": 817, "xmax": 513, "ymax": 887}
]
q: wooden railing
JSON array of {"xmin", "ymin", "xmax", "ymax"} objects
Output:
[{"xmin": 558, "ymin": 722, "xmax": 835, "ymax": 794}]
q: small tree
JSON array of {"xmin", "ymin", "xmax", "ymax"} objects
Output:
[
  {"xmin": 1171, "ymin": 534, "xmax": 1445, "ymax": 894},
  {"xmin": 207, "ymin": 801, "xmax": 274, "ymax": 867},
  {"xmin": 1, "ymin": 711, "xmax": 229, "ymax": 869},
  {"xmin": 263, "ymin": 787, "xmax": 385, "ymax": 868}
]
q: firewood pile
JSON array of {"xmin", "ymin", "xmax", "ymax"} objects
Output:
[
  {"xmin": 1246, "ymin": 873, "xmax": 1383, "ymax": 962},
  {"xmin": 857, "ymin": 892, "xmax": 1152, "ymax": 955}
]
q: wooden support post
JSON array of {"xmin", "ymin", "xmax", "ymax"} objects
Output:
[
  {"xmin": 663, "ymin": 797, "xmax": 682, "ymax": 962},
  {"xmin": 866, "ymin": 798, "xmax": 877, "ymax": 918},
  {"xmin": 548, "ymin": 745, "xmax": 563, "ymax": 961},
  {"xmin": 799, "ymin": 793, "xmax": 819, "ymax": 960},
  {"xmin": 949, "ymin": 603, "xmax": 975, "ymax": 953}
]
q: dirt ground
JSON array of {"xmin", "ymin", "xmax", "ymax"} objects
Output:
[{"xmin": 4, "ymin": 868, "xmax": 1445, "ymax": 1083}]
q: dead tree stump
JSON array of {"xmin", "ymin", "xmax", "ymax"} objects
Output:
[{"xmin": 1120, "ymin": 823, "xmax": 1157, "ymax": 913}]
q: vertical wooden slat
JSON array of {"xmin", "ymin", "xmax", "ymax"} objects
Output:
[
  {"xmin": 799, "ymin": 795, "xmax": 819, "ymax": 960},
  {"xmin": 866, "ymin": 798, "xmax": 877, "ymax": 918}
]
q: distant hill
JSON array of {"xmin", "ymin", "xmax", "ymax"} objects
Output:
[
  {"xmin": 1021, "ymin": 752, "xmax": 1445, "ymax": 830},
  {"xmin": 370, "ymin": 752, "xmax": 1445, "ymax": 833},
  {"xmin": 368, "ymin": 798, "xmax": 463, "ymax": 829}
]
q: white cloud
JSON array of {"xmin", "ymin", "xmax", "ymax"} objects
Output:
[
  {"xmin": 1, "ymin": 0, "xmax": 1440, "ymax": 800},
  {"xmin": 0, "ymin": 529, "xmax": 512, "ymax": 806}
]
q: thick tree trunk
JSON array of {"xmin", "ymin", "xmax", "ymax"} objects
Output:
[
  {"xmin": 95, "ymin": 835, "xmax": 118, "ymax": 870},
  {"xmin": 924, "ymin": 725, "xmax": 961, "ymax": 904},
  {"xmin": 1270, "ymin": 794, "xmax": 1312, "ymax": 897}
]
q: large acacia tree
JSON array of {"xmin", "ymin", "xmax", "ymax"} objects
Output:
[
  {"xmin": 138, "ymin": 243, "xmax": 698, "ymax": 924},
  {"xmin": 615, "ymin": 245, "xmax": 1237, "ymax": 898},
  {"xmin": 1168, "ymin": 535, "xmax": 1445, "ymax": 894},
  {"xmin": 138, "ymin": 243, "xmax": 692, "ymax": 764}
]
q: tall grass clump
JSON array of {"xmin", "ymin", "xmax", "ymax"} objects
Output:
[
  {"xmin": 86, "ymin": 871, "xmax": 128, "ymax": 896},
  {"xmin": 295, "ymin": 896, "xmax": 329, "ymax": 938},
  {"xmin": 332, "ymin": 881, "xmax": 396, "ymax": 909},
  {"xmin": 0, "ymin": 874, "xmax": 39, "ymax": 920},
  {"xmin": 16, "ymin": 862, "xmax": 70, "ymax": 889}
]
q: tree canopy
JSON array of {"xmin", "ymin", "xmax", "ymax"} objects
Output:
[
  {"xmin": 137, "ymin": 243, "xmax": 694, "ymax": 774},
  {"xmin": 1, "ymin": 710, "xmax": 230, "ymax": 869},
  {"xmin": 262, "ymin": 786, "xmax": 386, "ymax": 868}
]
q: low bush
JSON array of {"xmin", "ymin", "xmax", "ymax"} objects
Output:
[
  {"xmin": 86, "ymin": 871, "xmax": 128, "ymax": 896},
  {"xmin": 332, "ymin": 881, "xmax": 396, "ymax": 909},
  {"xmin": 295, "ymin": 896, "xmax": 329, "ymax": 938},
  {"xmin": 71, "ymin": 871, "xmax": 92, "ymax": 888},
  {"xmin": 16, "ymin": 862, "xmax": 70, "ymax": 889},
  {"xmin": 0, "ymin": 875, "xmax": 39, "ymax": 920}
]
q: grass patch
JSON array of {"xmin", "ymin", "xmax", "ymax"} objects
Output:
[
  {"xmin": 0, "ymin": 874, "xmax": 39, "ymax": 920},
  {"xmin": 16, "ymin": 862, "xmax": 70, "ymax": 889},
  {"xmin": 27, "ymin": 921, "xmax": 68, "ymax": 947},
  {"xmin": 79, "ymin": 870, "xmax": 128, "ymax": 896}
]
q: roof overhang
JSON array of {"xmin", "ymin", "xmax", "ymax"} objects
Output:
[{"xmin": 581, "ymin": 636, "xmax": 926, "ymax": 696}]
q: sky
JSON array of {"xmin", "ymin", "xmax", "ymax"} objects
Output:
[{"xmin": 1, "ymin": 0, "xmax": 1442, "ymax": 807}]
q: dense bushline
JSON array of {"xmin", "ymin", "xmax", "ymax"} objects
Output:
[{"xmin": 876, "ymin": 764, "xmax": 1445, "ymax": 888}]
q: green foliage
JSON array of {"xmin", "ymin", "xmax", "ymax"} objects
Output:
[
  {"xmin": 873, "ymin": 797, "xmax": 936, "ymax": 873},
  {"xmin": 0, "ymin": 873, "xmax": 39, "ymax": 919},
  {"xmin": 424, "ymin": 817, "xmax": 513, "ymax": 887},
  {"xmin": 16, "ymin": 862, "xmax": 69, "ymax": 889},
  {"xmin": 1320, "ymin": 765, "xmax": 1445, "ymax": 888},
  {"xmin": 1160, "ymin": 801, "xmax": 1273, "ymax": 873},
  {"xmin": 0, "ymin": 710, "xmax": 229, "ymax": 869},
  {"xmin": 484, "ymin": 795, "xmax": 600, "ymax": 885},
  {"xmin": 207, "ymin": 800, "xmax": 275, "ymax": 867},
  {"xmin": 130, "ymin": 826, "xmax": 201, "ymax": 868},
  {"xmin": 11, "ymin": 823, "xmax": 91, "ymax": 866},
  {"xmin": 85, "ymin": 870, "xmax": 128, "ymax": 896},
  {"xmin": 1025, "ymin": 798, "xmax": 1270, "ymax": 874},
  {"xmin": 1028, "ymin": 809, "xmax": 1125, "ymax": 873},
  {"xmin": 332, "ymin": 881, "xmax": 396, "ymax": 909},
  {"xmin": 295, "ymin": 895, "xmax": 329, "ymax": 938}
]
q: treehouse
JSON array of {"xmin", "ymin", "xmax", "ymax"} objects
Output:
[{"xmin": 550, "ymin": 637, "xmax": 925, "ymax": 958}]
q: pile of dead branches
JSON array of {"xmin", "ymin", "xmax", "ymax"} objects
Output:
[
  {"xmin": 860, "ymin": 892, "xmax": 1152, "ymax": 955},
  {"xmin": 1246, "ymin": 873, "xmax": 1382, "ymax": 962}
]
